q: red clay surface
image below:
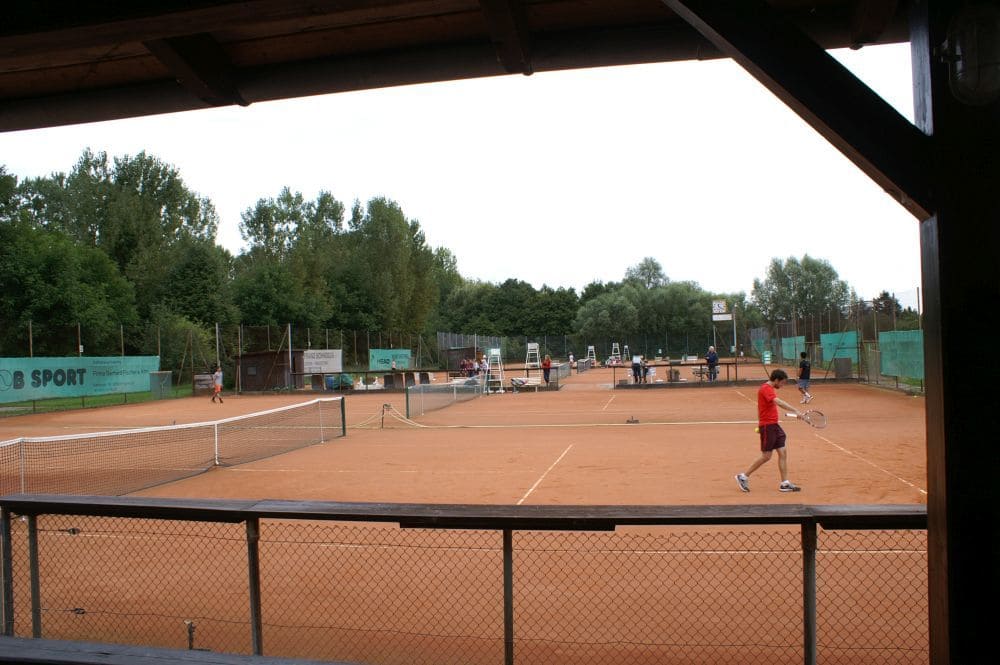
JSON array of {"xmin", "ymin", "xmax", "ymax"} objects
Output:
[
  {"xmin": 1, "ymin": 369, "xmax": 928, "ymax": 664},
  {"xmin": 1, "ymin": 366, "xmax": 927, "ymax": 505}
]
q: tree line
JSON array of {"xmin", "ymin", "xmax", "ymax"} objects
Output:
[{"xmin": 0, "ymin": 151, "xmax": 917, "ymax": 361}]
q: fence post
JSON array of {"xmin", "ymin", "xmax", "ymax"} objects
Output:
[
  {"xmin": 246, "ymin": 518, "xmax": 263, "ymax": 656},
  {"xmin": 1, "ymin": 508, "xmax": 14, "ymax": 636},
  {"xmin": 27, "ymin": 515, "xmax": 41, "ymax": 638},
  {"xmin": 802, "ymin": 521, "xmax": 817, "ymax": 665},
  {"xmin": 503, "ymin": 528, "xmax": 514, "ymax": 665}
]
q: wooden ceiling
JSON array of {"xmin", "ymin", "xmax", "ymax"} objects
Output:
[{"xmin": 0, "ymin": 1, "xmax": 907, "ymax": 132}]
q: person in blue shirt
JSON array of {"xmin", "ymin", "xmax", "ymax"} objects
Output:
[
  {"xmin": 798, "ymin": 351, "xmax": 813, "ymax": 403},
  {"xmin": 705, "ymin": 346, "xmax": 719, "ymax": 381}
]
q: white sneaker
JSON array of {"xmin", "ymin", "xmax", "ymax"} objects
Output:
[
  {"xmin": 800, "ymin": 398, "xmax": 807, "ymax": 404},
  {"xmin": 735, "ymin": 473, "xmax": 750, "ymax": 492},
  {"xmin": 779, "ymin": 481, "xmax": 801, "ymax": 492},
  {"xmin": 804, "ymin": 395, "xmax": 812, "ymax": 404}
]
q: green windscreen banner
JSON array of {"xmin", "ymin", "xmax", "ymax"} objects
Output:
[
  {"xmin": 821, "ymin": 331, "xmax": 859, "ymax": 363},
  {"xmin": 368, "ymin": 349, "xmax": 412, "ymax": 371},
  {"xmin": 780, "ymin": 336, "xmax": 805, "ymax": 362},
  {"xmin": 0, "ymin": 356, "xmax": 160, "ymax": 403},
  {"xmin": 879, "ymin": 330, "xmax": 924, "ymax": 379}
]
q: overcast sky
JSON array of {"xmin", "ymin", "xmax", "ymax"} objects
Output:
[{"xmin": 0, "ymin": 43, "xmax": 921, "ymax": 309}]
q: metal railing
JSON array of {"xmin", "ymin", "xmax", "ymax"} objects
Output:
[{"xmin": 0, "ymin": 496, "xmax": 927, "ymax": 665}]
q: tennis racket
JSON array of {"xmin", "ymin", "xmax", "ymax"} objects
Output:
[{"xmin": 786, "ymin": 410, "xmax": 828, "ymax": 428}]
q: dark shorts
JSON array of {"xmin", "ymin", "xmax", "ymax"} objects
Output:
[
  {"xmin": 798, "ymin": 379, "xmax": 810, "ymax": 390},
  {"xmin": 759, "ymin": 423, "xmax": 787, "ymax": 452}
]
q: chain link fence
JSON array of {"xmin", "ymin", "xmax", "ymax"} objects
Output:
[{"xmin": 1, "ymin": 502, "xmax": 927, "ymax": 665}]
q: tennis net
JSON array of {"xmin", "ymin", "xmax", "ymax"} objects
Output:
[
  {"xmin": 0, "ymin": 397, "xmax": 345, "ymax": 496},
  {"xmin": 406, "ymin": 382, "xmax": 482, "ymax": 418}
]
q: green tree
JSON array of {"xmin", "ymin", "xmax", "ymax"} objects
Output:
[
  {"xmin": 424, "ymin": 247, "xmax": 464, "ymax": 332},
  {"xmin": 573, "ymin": 290, "xmax": 639, "ymax": 344},
  {"xmin": 153, "ymin": 236, "xmax": 237, "ymax": 326},
  {"xmin": 0, "ymin": 220, "xmax": 137, "ymax": 355},
  {"xmin": 231, "ymin": 259, "xmax": 308, "ymax": 326},
  {"xmin": 240, "ymin": 186, "xmax": 303, "ymax": 259},
  {"xmin": 624, "ymin": 257, "xmax": 668, "ymax": 289},
  {"xmin": 346, "ymin": 197, "xmax": 437, "ymax": 331},
  {"xmin": 751, "ymin": 255, "xmax": 850, "ymax": 323},
  {"xmin": 580, "ymin": 280, "xmax": 618, "ymax": 304},
  {"xmin": 0, "ymin": 166, "xmax": 16, "ymax": 215},
  {"xmin": 532, "ymin": 286, "xmax": 579, "ymax": 335},
  {"xmin": 16, "ymin": 150, "xmax": 222, "ymax": 321},
  {"xmin": 872, "ymin": 290, "xmax": 902, "ymax": 317},
  {"xmin": 439, "ymin": 280, "xmax": 501, "ymax": 335},
  {"xmin": 19, "ymin": 150, "xmax": 218, "ymax": 264}
]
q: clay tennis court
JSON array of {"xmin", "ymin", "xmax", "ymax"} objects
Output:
[
  {"xmin": 0, "ymin": 368, "xmax": 928, "ymax": 664},
  {"xmin": 2, "ymin": 365, "xmax": 925, "ymax": 505}
]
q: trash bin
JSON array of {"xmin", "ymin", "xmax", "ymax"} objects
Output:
[{"xmin": 833, "ymin": 357, "xmax": 852, "ymax": 379}]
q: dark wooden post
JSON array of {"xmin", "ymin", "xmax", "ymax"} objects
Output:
[{"xmin": 911, "ymin": 2, "xmax": 1000, "ymax": 663}]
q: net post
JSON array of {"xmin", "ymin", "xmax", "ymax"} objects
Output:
[
  {"xmin": 802, "ymin": 520, "xmax": 817, "ymax": 665},
  {"xmin": 405, "ymin": 385, "xmax": 411, "ymax": 420},
  {"xmin": 213, "ymin": 423, "xmax": 220, "ymax": 466},
  {"xmin": 340, "ymin": 397, "xmax": 346, "ymax": 437},
  {"xmin": 1, "ymin": 507, "xmax": 14, "ymax": 636},
  {"xmin": 319, "ymin": 400, "xmax": 324, "ymax": 442},
  {"xmin": 18, "ymin": 439, "xmax": 26, "ymax": 494},
  {"xmin": 27, "ymin": 515, "xmax": 41, "ymax": 638},
  {"xmin": 246, "ymin": 518, "xmax": 263, "ymax": 655}
]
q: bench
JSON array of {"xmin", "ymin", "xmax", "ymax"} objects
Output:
[
  {"xmin": 691, "ymin": 366, "xmax": 717, "ymax": 380},
  {"xmin": 510, "ymin": 376, "xmax": 543, "ymax": 392}
]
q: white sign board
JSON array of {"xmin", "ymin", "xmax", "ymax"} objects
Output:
[
  {"xmin": 712, "ymin": 313, "xmax": 733, "ymax": 321},
  {"xmin": 712, "ymin": 299, "xmax": 728, "ymax": 314},
  {"xmin": 303, "ymin": 349, "xmax": 343, "ymax": 373}
]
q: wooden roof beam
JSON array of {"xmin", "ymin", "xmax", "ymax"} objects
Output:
[
  {"xmin": 850, "ymin": 0, "xmax": 900, "ymax": 48},
  {"xmin": 144, "ymin": 34, "xmax": 248, "ymax": 107},
  {"xmin": 662, "ymin": 0, "xmax": 932, "ymax": 220},
  {"xmin": 479, "ymin": 0, "xmax": 533, "ymax": 75}
]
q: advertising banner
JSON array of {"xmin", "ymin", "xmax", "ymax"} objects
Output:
[
  {"xmin": 303, "ymin": 349, "xmax": 343, "ymax": 374},
  {"xmin": 368, "ymin": 349, "xmax": 411, "ymax": 371},
  {"xmin": 0, "ymin": 356, "xmax": 160, "ymax": 403}
]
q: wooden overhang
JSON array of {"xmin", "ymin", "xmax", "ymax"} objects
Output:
[{"xmin": 0, "ymin": 1, "xmax": 929, "ymax": 218}]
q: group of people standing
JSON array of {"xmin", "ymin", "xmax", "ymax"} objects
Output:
[
  {"xmin": 459, "ymin": 357, "xmax": 483, "ymax": 377},
  {"xmin": 630, "ymin": 355, "xmax": 651, "ymax": 384}
]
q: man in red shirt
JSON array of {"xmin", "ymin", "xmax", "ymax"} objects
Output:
[{"xmin": 735, "ymin": 369, "xmax": 802, "ymax": 492}]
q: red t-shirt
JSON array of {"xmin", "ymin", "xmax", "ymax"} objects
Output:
[{"xmin": 758, "ymin": 381, "xmax": 779, "ymax": 425}]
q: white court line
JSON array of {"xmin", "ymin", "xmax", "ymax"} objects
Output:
[
  {"xmin": 601, "ymin": 394, "xmax": 616, "ymax": 410},
  {"xmin": 734, "ymin": 390, "xmax": 755, "ymax": 403},
  {"xmin": 399, "ymin": 420, "xmax": 757, "ymax": 429},
  {"xmin": 814, "ymin": 433, "xmax": 927, "ymax": 495},
  {"xmin": 517, "ymin": 444, "xmax": 573, "ymax": 505}
]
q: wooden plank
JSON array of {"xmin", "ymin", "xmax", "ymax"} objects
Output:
[
  {"xmin": 479, "ymin": 0, "xmax": 533, "ymax": 74},
  {"xmin": 1, "ymin": 494, "xmax": 924, "ymax": 532},
  {"xmin": 144, "ymin": 34, "xmax": 248, "ymax": 106},
  {"xmin": 0, "ymin": 494, "xmax": 257, "ymax": 523}
]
